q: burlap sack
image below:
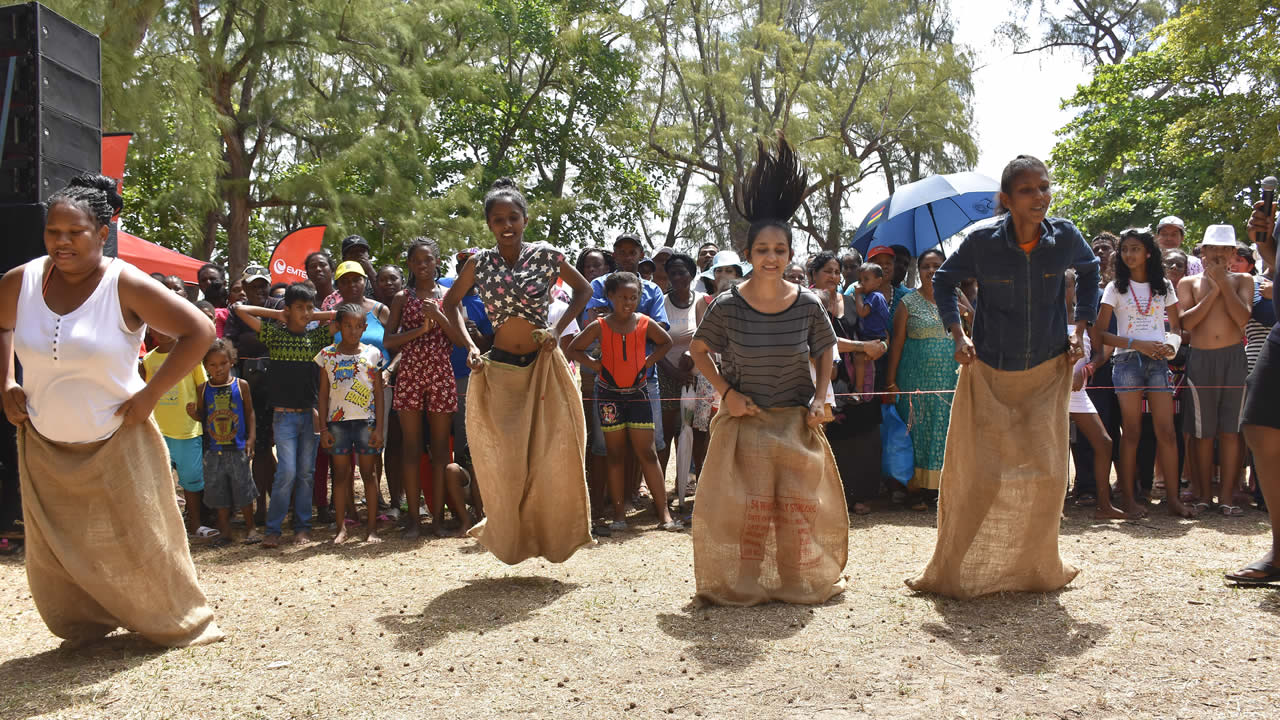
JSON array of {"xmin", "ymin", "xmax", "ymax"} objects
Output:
[
  {"xmin": 18, "ymin": 420, "xmax": 223, "ymax": 647},
  {"xmin": 693, "ymin": 406, "xmax": 848, "ymax": 606},
  {"xmin": 465, "ymin": 348, "xmax": 592, "ymax": 564},
  {"xmin": 906, "ymin": 355, "xmax": 1079, "ymax": 599}
]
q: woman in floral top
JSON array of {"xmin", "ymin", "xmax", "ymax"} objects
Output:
[{"xmin": 443, "ymin": 178, "xmax": 593, "ymax": 563}]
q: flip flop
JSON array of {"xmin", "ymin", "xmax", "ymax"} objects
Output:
[
  {"xmin": 1221, "ymin": 505, "xmax": 1245, "ymax": 517},
  {"xmin": 1225, "ymin": 560, "xmax": 1280, "ymax": 585}
]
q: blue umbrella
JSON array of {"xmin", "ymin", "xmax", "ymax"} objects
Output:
[{"xmin": 851, "ymin": 172, "xmax": 1000, "ymax": 256}]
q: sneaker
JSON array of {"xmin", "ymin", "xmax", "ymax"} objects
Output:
[
  {"xmin": 660, "ymin": 519, "xmax": 684, "ymax": 531},
  {"xmin": 385, "ymin": 507, "xmax": 400, "ymax": 521},
  {"xmin": 591, "ymin": 524, "xmax": 613, "ymax": 538},
  {"xmin": 608, "ymin": 520, "xmax": 627, "ymax": 532}
]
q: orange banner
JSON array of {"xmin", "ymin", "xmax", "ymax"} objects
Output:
[{"xmin": 270, "ymin": 225, "xmax": 326, "ymax": 285}]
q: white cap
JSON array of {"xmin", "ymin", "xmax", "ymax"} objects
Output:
[
  {"xmin": 1156, "ymin": 216, "xmax": 1185, "ymax": 234},
  {"xmin": 1201, "ymin": 224, "xmax": 1237, "ymax": 247}
]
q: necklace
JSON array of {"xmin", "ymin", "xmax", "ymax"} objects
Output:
[{"xmin": 1130, "ymin": 282, "xmax": 1155, "ymax": 316}]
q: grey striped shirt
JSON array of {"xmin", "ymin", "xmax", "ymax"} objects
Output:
[{"xmin": 695, "ymin": 285, "xmax": 837, "ymax": 409}]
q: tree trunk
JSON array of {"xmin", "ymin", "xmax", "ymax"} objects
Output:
[{"xmin": 664, "ymin": 165, "xmax": 694, "ymax": 247}]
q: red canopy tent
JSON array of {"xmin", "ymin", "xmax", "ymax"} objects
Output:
[
  {"xmin": 102, "ymin": 133, "xmax": 206, "ymax": 284},
  {"xmin": 115, "ymin": 229, "xmax": 207, "ymax": 283}
]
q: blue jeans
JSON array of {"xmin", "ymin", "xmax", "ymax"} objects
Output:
[{"xmin": 267, "ymin": 410, "xmax": 320, "ymax": 535}]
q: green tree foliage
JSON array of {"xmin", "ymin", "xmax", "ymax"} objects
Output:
[
  {"xmin": 999, "ymin": 0, "xmax": 1179, "ymax": 66},
  {"xmin": 639, "ymin": 0, "xmax": 976, "ymax": 254},
  {"xmin": 20, "ymin": 0, "xmax": 975, "ymax": 268},
  {"xmin": 1050, "ymin": 0, "xmax": 1279, "ymax": 242}
]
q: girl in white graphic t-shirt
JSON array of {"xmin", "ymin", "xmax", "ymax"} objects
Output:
[{"xmin": 1095, "ymin": 228, "xmax": 1195, "ymax": 518}]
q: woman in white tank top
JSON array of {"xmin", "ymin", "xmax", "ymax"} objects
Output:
[
  {"xmin": 0, "ymin": 174, "xmax": 221, "ymax": 647},
  {"xmin": 656, "ymin": 253, "xmax": 707, "ymax": 481}
]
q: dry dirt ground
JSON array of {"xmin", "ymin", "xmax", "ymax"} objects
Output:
[{"xmin": 1, "ymin": 496, "xmax": 1277, "ymax": 720}]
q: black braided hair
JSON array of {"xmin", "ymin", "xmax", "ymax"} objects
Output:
[
  {"xmin": 738, "ymin": 133, "xmax": 808, "ymax": 256},
  {"xmin": 47, "ymin": 173, "xmax": 122, "ymax": 227},
  {"xmin": 484, "ymin": 177, "xmax": 528, "ymax": 219}
]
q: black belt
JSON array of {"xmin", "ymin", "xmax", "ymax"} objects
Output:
[{"xmin": 489, "ymin": 348, "xmax": 538, "ymax": 367}]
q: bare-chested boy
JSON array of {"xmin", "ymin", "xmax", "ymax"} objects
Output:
[{"xmin": 1176, "ymin": 224, "xmax": 1253, "ymax": 516}]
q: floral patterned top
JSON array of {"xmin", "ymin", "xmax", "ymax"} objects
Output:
[{"xmin": 472, "ymin": 242, "xmax": 565, "ymax": 328}]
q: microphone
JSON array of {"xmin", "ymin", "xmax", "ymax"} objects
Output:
[{"xmin": 1259, "ymin": 176, "xmax": 1278, "ymax": 246}]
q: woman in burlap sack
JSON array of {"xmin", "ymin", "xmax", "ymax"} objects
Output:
[
  {"xmin": 905, "ymin": 155, "xmax": 1099, "ymax": 600},
  {"xmin": 689, "ymin": 134, "xmax": 847, "ymax": 606},
  {"xmin": 443, "ymin": 178, "xmax": 594, "ymax": 565},
  {"xmin": 0, "ymin": 174, "xmax": 222, "ymax": 647}
]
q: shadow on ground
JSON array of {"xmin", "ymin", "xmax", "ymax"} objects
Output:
[
  {"xmin": 375, "ymin": 576, "xmax": 578, "ymax": 651},
  {"xmin": 918, "ymin": 589, "xmax": 1108, "ymax": 674},
  {"xmin": 0, "ymin": 634, "xmax": 164, "ymax": 720},
  {"xmin": 656, "ymin": 601, "xmax": 819, "ymax": 670}
]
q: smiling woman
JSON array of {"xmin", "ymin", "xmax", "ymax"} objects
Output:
[
  {"xmin": 906, "ymin": 155, "xmax": 1101, "ymax": 600},
  {"xmin": 0, "ymin": 174, "xmax": 221, "ymax": 647},
  {"xmin": 689, "ymin": 134, "xmax": 848, "ymax": 606},
  {"xmin": 442, "ymin": 177, "xmax": 595, "ymax": 565}
]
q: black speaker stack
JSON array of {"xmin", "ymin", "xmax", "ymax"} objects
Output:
[{"xmin": 0, "ymin": 2, "xmax": 102, "ymax": 274}]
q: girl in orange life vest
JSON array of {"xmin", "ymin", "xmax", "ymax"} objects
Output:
[{"xmin": 568, "ymin": 272, "xmax": 682, "ymax": 531}]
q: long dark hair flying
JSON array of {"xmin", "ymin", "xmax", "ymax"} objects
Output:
[
  {"xmin": 1114, "ymin": 228, "xmax": 1168, "ymax": 296},
  {"xmin": 738, "ymin": 132, "xmax": 808, "ymax": 256}
]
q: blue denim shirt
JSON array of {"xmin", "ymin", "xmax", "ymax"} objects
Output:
[{"xmin": 934, "ymin": 215, "xmax": 1101, "ymax": 371}]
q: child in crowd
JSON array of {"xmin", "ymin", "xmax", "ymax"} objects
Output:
[
  {"xmin": 186, "ymin": 339, "xmax": 261, "ymax": 543},
  {"xmin": 1096, "ymin": 228, "xmax": 1190, "ymax": 518},
  {"xmin": 1065, "ymin": 270, "xmax": 1130, "ymax": 520},
  {"xmin": 569, "ymin": 271, "xmax": 681, "ymax": 531},
  {"xmin": 850, "ymin": 262, "xmax": 891, "ymax": 400},
  {"xmin": 195, "ymin": 300, "xmax": 217, "ymax": 325},
  {"xmin": 317, "ymin": 303, "xmax": 386, "ymax": 544},
  {"xmin": 232, "ymin": 283, "xmax": 336, "ymax": 547},
  {"xmin": 1176, "ymin": 224, "xmax": 1254, "ymax": 516},
  {"xmin": 142, "ymin": 327, "xmax": 215, "ymax": 541},
  {"xmin": 385, "ymin": 238, "xmax": 470, "ymax": 538}
]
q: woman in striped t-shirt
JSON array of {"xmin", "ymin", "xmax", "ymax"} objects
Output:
[{"xmin": 688, "ymin": 134, "xmax": 846, "ymax": 607}]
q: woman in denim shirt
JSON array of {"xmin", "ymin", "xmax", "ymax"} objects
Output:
[{"xmin": 907, "ymin": 156, "xmax": 1099, "ymax": 599}]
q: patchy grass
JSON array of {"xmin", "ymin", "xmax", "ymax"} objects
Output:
[{"xmin": 1, "ymin": 500, "xmax": 1277, "ymax": 719}]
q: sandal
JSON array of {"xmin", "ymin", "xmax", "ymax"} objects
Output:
[
  {"xmin": 1075, "ymin": 494, "xmax": 1096, "ymax": 507},
  {"xmin": 210, "ymin": 536, "xmax": 232, "ymax": 548},
  {"xmin": 1220, "ymin": 505, "xmax": 1244, "ymax": 517},
  {"xmin": 242, "ymin": 530, "xmax": 263, "ymax": 545},
  {"xmin": 1225, "ymin": 560, "xmax": 1280, "ymax": 585},
  {"xmin": 660, "ymin": 519, "xmax": 684, "ymax": 531},
  {"xmin": 189, "ymin": 526, "xmax": 220, "ymax": 539}
]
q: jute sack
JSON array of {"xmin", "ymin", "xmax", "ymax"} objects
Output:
[
  {"xmin": 18, "ymin": 420, "xmax": 223, "ymax": 647},
  {"xmin": 906, "ymin": 355, "xmax": 1078, "ymax": 599},
  {"xmin": 693, "ymin": 406, "xmax": 848, "ymax": 606},
  {"xmin": 465, "ymin": 347, "xmax": 592, "ymax": 564}
]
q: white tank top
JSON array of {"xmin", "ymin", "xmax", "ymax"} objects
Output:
[
  {"xmin": 663, "ymin": 290, "xmax": 704, "ymax": 358},
  {"xmin": 14, "ymin": 259, "xmax": 147, "ymax": 443}
]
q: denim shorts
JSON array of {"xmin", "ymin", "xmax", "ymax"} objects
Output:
[
  {"xmin": 1111, "ymin": 351, "xmax": 1171, "ymax": 394},
  {"xmin": 326, "ymin": 419, "xmax": 376, "ymax": 456}
]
